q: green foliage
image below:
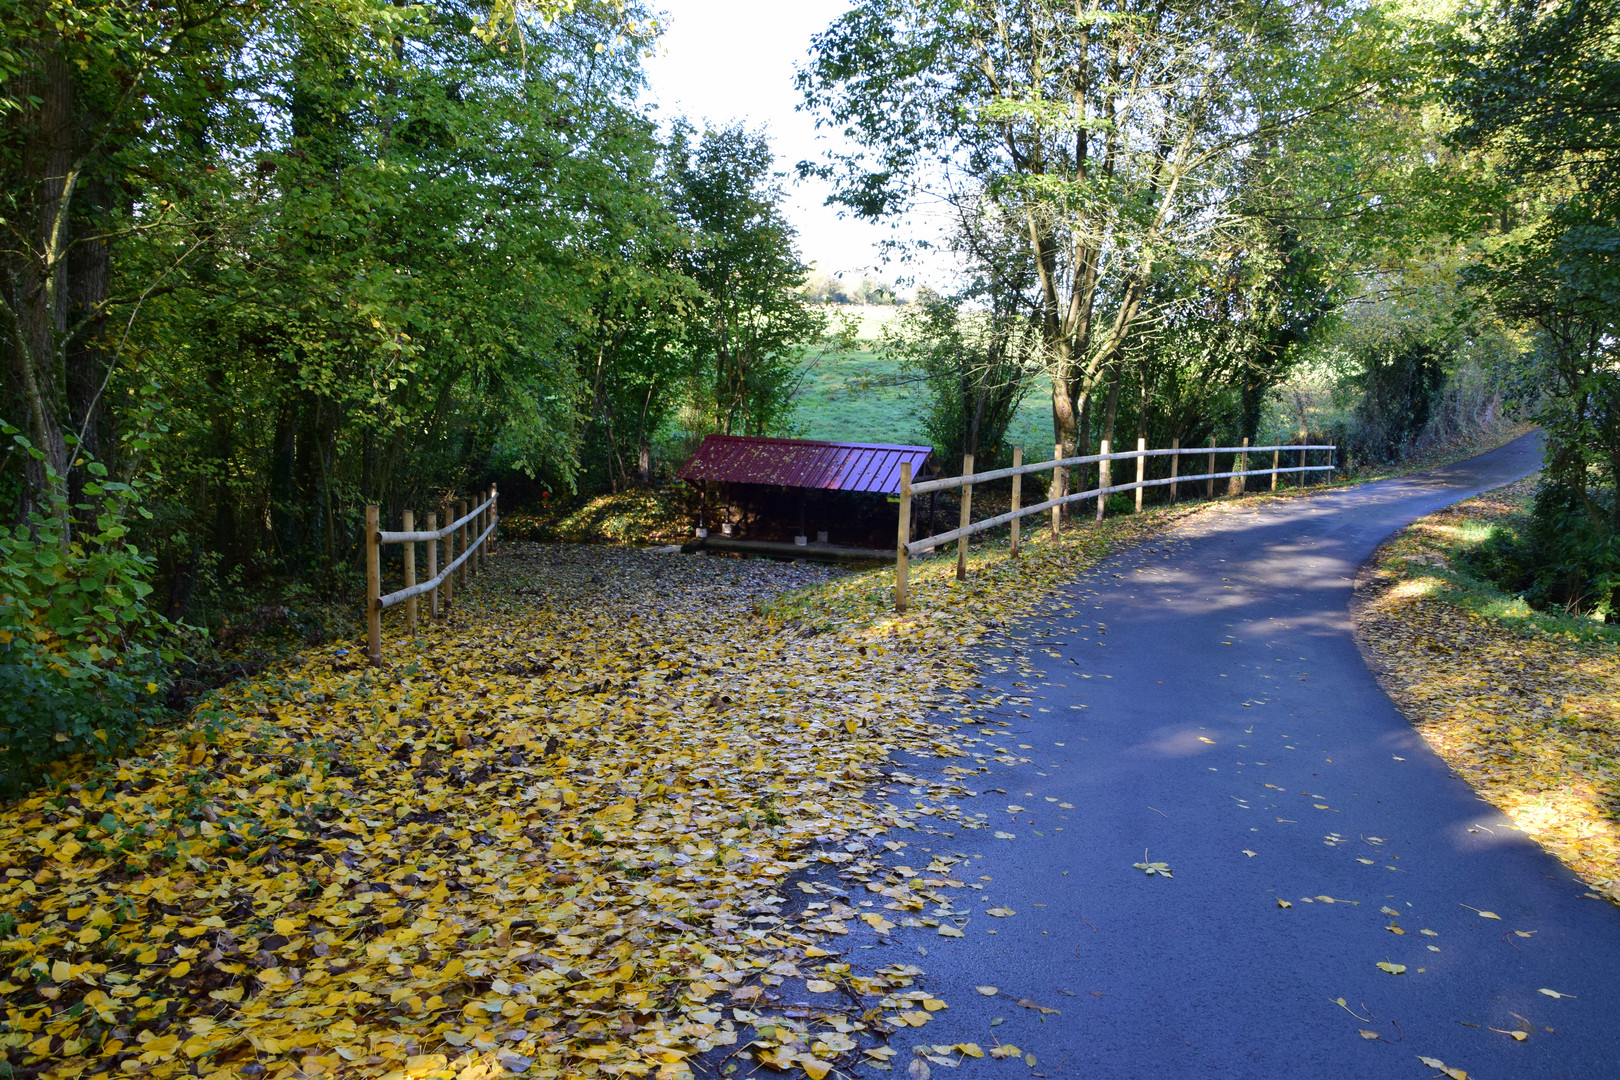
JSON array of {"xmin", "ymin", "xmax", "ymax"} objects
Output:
[
  {"xmin": 1445, "ymin": 0, "xmax": 1620, "ymax": 618},
  {"xmin": 0, "ymin": 429, "xmax": 181, "ymax": 795},
  {"xmin": 880, "ymin": 293, "xmax": 1034, "ymax": 471},
  {"xmin": 669, "ymin": 123, "xmax": 827, "ymax": 438}
]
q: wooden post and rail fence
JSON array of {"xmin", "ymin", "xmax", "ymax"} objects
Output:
[
  {"xmin": 894, "ymin": 440, "xmax": 1335, "ymax": 611},
  {"xmin": 364, "ymin": 485, "xmax": 499, "ymax": 665}
]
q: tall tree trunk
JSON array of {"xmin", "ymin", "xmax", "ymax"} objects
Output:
[{"xmin": 14, "ymin": 43, "xmax": 77, "ymax": 511}]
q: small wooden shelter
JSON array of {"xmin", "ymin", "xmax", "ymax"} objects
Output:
[{"xmin": 676, "ymin": 435, "xmax": 937, "ymax": 557}]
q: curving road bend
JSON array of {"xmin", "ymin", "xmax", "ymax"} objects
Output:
[{"xmin": 880, "ymin": 432, "xmax": 1620, "ymax": 1079}]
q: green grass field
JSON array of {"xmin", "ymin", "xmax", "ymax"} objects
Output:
[{"xmin": 791, "ymin": 304, "xmax": 1055, "ymax": 457}]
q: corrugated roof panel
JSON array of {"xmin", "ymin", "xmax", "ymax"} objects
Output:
[{"xmin": 677, "ymin": 435, "xmax": 935, "ymax": 495}]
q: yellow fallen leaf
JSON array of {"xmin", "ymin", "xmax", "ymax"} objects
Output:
[
  {"xmin": 1359, "ymin": 1030, "xmax": 1379, "ymax": 1040},
  {"xmin": 988, "ymin": 1045, "xmax": 1022, "ymax": 1059},
  {"xmin": 986, "ymin": 907, "xmax": 1015, "ymax": 917},
  {"xmin": 1538, "ymin": 988, "xmax": 1575, "ymax": 999},
  {"xmin": 1415, "ymin": 1056, "xmax": 1468, "ymax": 1080},
  {"xmin": 169, "ymin": 961, "xmax": 192, "ymax": 978},
  {"xmin": 1376, "ymin": 962, "xmax": 1405, "ymax": 975},
  {"xmin": 975, "ymin": 986, "xmax": 998, "ymax": 996},
  {"xmin": 802, "ymin": 1056, "xmax": 833, "ymax": 1080},
  {"xmin": 805, "ymin": 980, "xmax": 837, "ymax": 993},
  {"xmin": 955, "ymin": 1043, "xmax": 984, "ymax": 1058},
  {"xmin": 1276, "ymin": 899, "xmax": 1292, "ymax": 909},
  {"xmin": 938, "ymin": 926, "xmax": 964, "ymax": 937}
]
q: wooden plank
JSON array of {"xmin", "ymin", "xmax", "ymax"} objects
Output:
[
  {"xmin": 1134, "ymin": 437, "xmax": 1146, "ymax": 513},
  {"xmin": 443, "ymin": 500, "xmax": 454, "ymax": 608},
  {"xmin": 896, "ymin": 461, "xmax": 911, "ymax": 611},
  {"xmin": 1272, "ymin": 448, "xmax": 1280, "ymax": 491},
  {"xmin": 1051, "ymin": 443, "xmax": 1063, "ymax": 537},
  {"xmin": 427, "ymin": 511, "xmax": 439, "ymax": 619},
  {"xmin": 366, "ymin": 504, "xmax": 381, "ymax": 666},
  {"xmin": 956, "ymin": 453, "xmax": 973, "ymax": 581},
  {"xmin": 1096, "ymin": 438, "xmax": 1111, "ymax": 521},
  {"xmin": 1010, "ymin": 446, "xmax": 1022, "ymax": 556},
  {"xmin": 1170, "ymin": 436, "xmax": 1181, "ymax": 502},
  {"xmin": 403, "ymin": 509, "xmax": 417, "ymax": 637},
  {"xmin": 457, "ymin": 500, "xmax": 468, "ymax": 590}
]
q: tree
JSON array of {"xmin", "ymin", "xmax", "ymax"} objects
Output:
[
  {"xmin": 1447, "ymin": 0, "xmax": 1620, "ymax": 615},
  {"xmin": 799, "ymin": 0, "xmax": 1368, "ymax": 481},
  {"xmin": 669, "ymin": 123, "xmax": 825, "ymax": 437}
]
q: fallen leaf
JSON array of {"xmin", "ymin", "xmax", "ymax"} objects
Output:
[
  {"xmin": 1277, "ymin": 899, "xmax": 1292, "ymax": 909},
  {"xmin": 1377, "ymin": 962, "xmax": 1406, "ymax": 975},
  {"xmin": 975, "ymin": 986, "xmax": 998, "ymax": 996},
  {"xmin": 1359, "ymin": 1030, "xmax": 1379, "ymax": 1040},
  {"xmin": 1538, "ymin": 988, "xmax": 1575, "ymax": 999},
  {"xmin": 805, "ymin": 980, "xmax": 837, "ymax": 993},
  {"xmin": 1417, "ymin": 1056, "xmax": 1468, "ymax": 1080}
]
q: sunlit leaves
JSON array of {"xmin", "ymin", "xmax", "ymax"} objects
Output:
[{"xmin": 1358, "ymin": 479, "xmax": 1620, "ymax": 906}]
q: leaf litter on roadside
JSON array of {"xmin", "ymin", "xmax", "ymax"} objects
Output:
[
  {"xmin": 1356, "ymin": 478, "xmax": 1620, "ymax": 906},
  {"xmin": 1, "ymin": 512, "xmax": 1180, "ymax": 1080}
]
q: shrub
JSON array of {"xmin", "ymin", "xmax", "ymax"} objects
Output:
[{"xmin": 0, "ymin": 437, "xmax": 183, "ymax": 796}]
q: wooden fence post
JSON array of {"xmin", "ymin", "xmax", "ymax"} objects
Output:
[
  {"xmin": 1134, "ymin": 436, "xmax": 1147, "ymax": 513},
  {"xmin": 1096, "ymin": 438, "xmax": 1111, "ymax": 521},
  {"xmin": 365, "ymin": 504, "xmax": 381, "ymax": 667},
  {"xmin": 489, "ymin": 484, "xmax": 498, "ymax": 556},
  {"xmin": 956, "ymin": 452, "xmax": 974, "ymax": 581},
  {"xmin": 1207, "ymin": 436, "xmax": 1216, "ymax": 499},
  {"xmin": 896, "ymin": 462, "xmax": 912, "ymax": 612},
  {"xmin": 1271, "ymin": 447, "xmax": 1280, "ymax": 491},
  {"xmin": 1051, "ymin": 443, "xmax": 1063, "ymax": 537},
  {"xmin": 1230, "ymin": 437, "xmax": 1248, "ymax": 496},
  {"xmin": 427, "ymin": 511, "xmax": 439, "ymax": 619},
  {"xmin": 403, "ymin": 510, "xmax": 417, "ymax": 637},
  {"xmin": 1010, "ymin": 446, "xmax": 1022, "ymax": 556},
  {"xmin": 1169, "ymin": 436, "xmax": 1181, "ymax": 502},
  {"xmin": 457, "ymin": 500, "xmax": 469, "ymax": 589},
  {"xmin": 443, "ymin": 500, "xmax": 455, "ymax": 609}
]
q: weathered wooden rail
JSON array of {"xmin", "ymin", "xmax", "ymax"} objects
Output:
[
  {"xmin": 894, "ymin": 439, "xmax": 1335, "ymax": 611},
  {"xmin": 364, "ymin": 485, "xmax": 498, "ymax": 665}
]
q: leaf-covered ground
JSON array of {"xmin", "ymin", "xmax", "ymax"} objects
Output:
[
  {"xmin": 1355, "ymin": 478, "xmax": 1620, "ymax": 905},
  {"xmin": 0, "ymin": 508, "xmax": 1182, "ymax": 1080}
]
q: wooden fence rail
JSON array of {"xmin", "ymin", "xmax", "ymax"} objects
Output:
[
  {"xmin": 894, "ymin": 442, "xmax": 1334, "ymax": 611},
  {"xmin": 365, "ymin": 485, "xmax": 498, "ymax": 665}
]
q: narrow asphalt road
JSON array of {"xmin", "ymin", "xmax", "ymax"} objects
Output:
[{"xmin": 879, "ymin": 433, "xmax": 1620, "ymax": 1079}]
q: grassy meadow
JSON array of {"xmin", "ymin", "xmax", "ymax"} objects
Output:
[{"xmin": 791, "ymin": 304, "xmax": 1055, "ymax": 457}]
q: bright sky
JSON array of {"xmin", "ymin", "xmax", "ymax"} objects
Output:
[{"xmin": 639, "ymin": 0, "xmax": 953, "ymax": 291}]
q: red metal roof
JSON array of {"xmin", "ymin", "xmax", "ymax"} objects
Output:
[{"xmin": 676, "ymin": 435, "xmax": 935, "ymax": 495}]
